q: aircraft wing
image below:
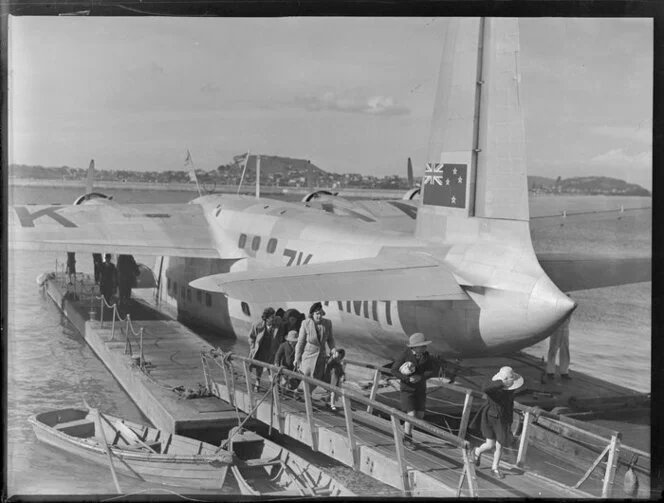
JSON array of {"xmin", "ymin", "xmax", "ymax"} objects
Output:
[
  {"xmin": 190, "ymin": 252, "xmax": 470, "ymax": 302},
  {"xmin": 8, "ymin": 203, "xmax": 236, "ymax": 258},
  {"xmin": 537, "ymin": 253, "xmax": 651, "ymax": 292}
]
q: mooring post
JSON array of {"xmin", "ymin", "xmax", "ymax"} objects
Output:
[
  {"xmin": 458, "ymin": 390, "xmax": 474, "ymax": 440},
  {"xmin": 110, "ymin": 304, "xmax": 116, "ymax": 341},
  {"xmin": 302, "ymin": 380, "xmax": 317, "ymax": 451},
  {"xmin": 270, "ymin": 369, "xmax": 282, "ymax": 434},
  {"xmin": 243, "ymin": 360, "xmax": 254, "ymax": 415},
  {"xmin": 342, "ymin": 393, "xmax": 359, "ymax": 470},
  {"xmin": 366, "ymin": 368, "xmax": 381, "ymax": 414},
  {"xmin": 516, "ymin": 411, "xmax": 532, "ymax": 467},
  {"xmin": 390, "ymin": 414, "xmax": 410, "ymax": 496},
  {"xmin": 602, "ymin": 432, "xmax": 622, "ymax": 497},
  {"xmin": 139, "ymin": 327, "xmax": 144, "ymax": 368}
]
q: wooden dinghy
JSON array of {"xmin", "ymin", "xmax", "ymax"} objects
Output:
[
  {"xmin": 227, "ymin": 426, "xmax": 355, "ymax": 497},
  {"xmin": 28, "ymin": 408, "xmax": 233, "ymax": 490}
]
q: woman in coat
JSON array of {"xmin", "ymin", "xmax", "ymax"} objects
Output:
[
  {"xmin": 473, "ymin": 366, "xmax": 524, "ymax": 479},
  {"xmin": 248, "ymin": 307, "xmax": 280, "ymax": 392},
  {"xmin": 295, "ymin": 302, "xmax": 335, "ymax": 392}
]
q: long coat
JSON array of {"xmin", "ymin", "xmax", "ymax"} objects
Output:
[
  {"xmin": 248, "ymin": 320, "xmax": 279, "ymax": 363},
  {"xmin": 295, "ymin": 317, "xmax": 335, "ymax": 380}
]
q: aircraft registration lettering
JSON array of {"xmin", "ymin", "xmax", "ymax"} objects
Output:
[
  {"xmin": 282, "ymin": 248, "xmax": 313, "ymax": 266},
  {"xmin": 14, "ymin": 206, "xmax": 77, "ymax": 228}
]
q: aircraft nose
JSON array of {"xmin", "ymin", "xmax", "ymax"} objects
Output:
[{"xmin": 527, "ymin": 275, "xmax": 576, "ymax": 331}]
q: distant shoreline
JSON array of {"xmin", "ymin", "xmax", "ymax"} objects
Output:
[{"xmin": 7, "ymin": 178, "xmax": 652, "ymax": 199}]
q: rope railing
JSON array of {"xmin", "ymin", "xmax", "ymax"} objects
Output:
[
  {"xmin": 201, "ymin": 351, "xmax": 479, "ymax": 497},
  {"xmin": 97, "ymin": 294, "xmax": 146, "ymax": 368}
]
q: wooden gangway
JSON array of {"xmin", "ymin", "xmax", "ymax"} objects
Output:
[{"xmin": 201, "ymin": 352, "xmax": 606, "ymax": 498}]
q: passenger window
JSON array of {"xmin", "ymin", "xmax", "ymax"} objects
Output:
[
  {"xmin": 197, "ymin": 290, "xmax": 202, "ymax": 303},
  {"xmin": 206, "ymin": 293, "xmax": 212, "ymax": 307},
  {"xmin": 238, "ymin": 234, "xmax": 247, "ymax": 248},
  {"xmin": 267, "ymin": 238, "xmax": 277, "ymax": 254},
  {"xmin": 241, "ymin": 302, "xmax": 251, "ymax": 316},
  {"xmin": 251, "ymin": 236, "xmax": 261, "ymax": 251}
]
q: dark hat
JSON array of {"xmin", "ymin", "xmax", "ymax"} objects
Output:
[
  {"xmin": 275, "ymin": 308, "xmax": 285, "ymax": 318},
  {"xmin": 104, "ymin": 253, "xmax": 112, "ymax": 261},
  {"xmin": 309, "ymin": 302, "xmax": 325, "ymax": 316},
  {"xmin": 262, "ymin": 307, "xmax": 276, "ymax": 320}
]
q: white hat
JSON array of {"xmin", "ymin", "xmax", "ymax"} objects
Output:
[{"xmin": 492, "ymin": 366, "xmax": 524, "ymax": 391}]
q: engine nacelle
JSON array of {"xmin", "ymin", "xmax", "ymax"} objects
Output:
[
  {"xmin": 301, "ymin": 190, "xmax": 339, "ymax": 203},
  {"xmin": 402, "ymin": 188, "xmax": 421, "ymax": 200},
  {"xmin": 73, "ymin": 192, "xmax": 113, "ymax": 205}
]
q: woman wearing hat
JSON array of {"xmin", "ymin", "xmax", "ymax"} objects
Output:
[
  {"xmin": 391, "ymin": 333, "xmax": 437, "ymax": 446},
  {"xmin": 295, "ymin": 302, "xmax": 335, "ymax": 393},
  {"xmin": 473, "ymin": 366, "xmax": 524, "ymax": 479},
  {"xmin": 248, "ymin": 307, "xmax": 280, "ymax": 392}
]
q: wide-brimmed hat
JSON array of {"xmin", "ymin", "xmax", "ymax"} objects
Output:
[
  {"xmin": 286, "ymin": 330, "xmax": 299, "ymax": 342},
  {"xmin": 407, "ymin": 333, "xmax": 432, "ymax": 348},
  {"xmin": 309, "ymin": 302, "xmax": 325, "ymax": 316},
  {"xmin": 492, "ymin": 366, "xmax": 524, "ymax": 391}
]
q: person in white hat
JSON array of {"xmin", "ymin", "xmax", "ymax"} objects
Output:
[
  {"xmin": 472, "ymin": 366, "xmax": 524, "ymax": 479},
  {"xmin": 391, "ymin": 333, "xmax": 437, "ymax": 447}
]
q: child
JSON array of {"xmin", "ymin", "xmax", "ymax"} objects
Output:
[
  {"xmin": 324, "ymin": 348, "xmax": 346, "ymax": 411},
  {"xmin": 273, "ymin": 330, "xmax": 300, "ymax": 391}
]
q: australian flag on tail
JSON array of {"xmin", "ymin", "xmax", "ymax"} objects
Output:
[{"xmin": 422, "ymin": 163, "xmax": 467, "ymax": 208}]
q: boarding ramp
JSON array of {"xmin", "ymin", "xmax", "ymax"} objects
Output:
[
  {"xmin": 200, "ymin": 352, "xmax": 598, "ymax": 498},
  {"xmin": 342, "ymin": 359, "xmax": 651, "ymax": 498}
]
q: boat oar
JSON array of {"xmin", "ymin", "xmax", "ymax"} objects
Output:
[{"xmin": 89, "ymin": 406, "xmax": 123, "ymax": 494}]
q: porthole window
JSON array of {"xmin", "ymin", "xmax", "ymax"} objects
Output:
[
  {"xmin": 206, "ymin": 293, "xmax": 212, "ymax": 307},
  {"xmin": 241, "ymin": 302, "xmax": 251, "ymax": 316},
  {"xmin": 267, "ymin": 238, "xmax": 277, "ymax": 254},
  {"xmin": 251, "ymin": 236, "xmax": 261, "ymax": 251},
  {"xmin": 238, "ymin": 234, "xmax": 247, "ymax": 248},
  {"xmin": 197, "ymin": 290, "xmax": 202, "ymax": 303}
]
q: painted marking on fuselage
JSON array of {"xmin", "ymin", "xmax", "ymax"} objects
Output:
[
  {"xmin": 14, "ymin": 206, "xmax": 78, "ymax": 228},
  {"xmin": 283, "ymin": 248, "xmax": 313, "ymax": 266}
]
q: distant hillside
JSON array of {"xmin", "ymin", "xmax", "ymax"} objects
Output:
[
  {"xmin": 561, "ymin": 176, "xmax": 650, "ymax": 195},
  {"xmin": 527, "ymin": 175, "xmax": 556, "ymax": 189},
  {"xmin": 8, "ymin": 160, "xmax": 651, "ymax": 196},
  {"xmin": 223, "ymin": 154, "xmax": 324, "ymax": 176}
]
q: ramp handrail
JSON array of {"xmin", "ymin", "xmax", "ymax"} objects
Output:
[
  {"xmin": 342, "ymin": 358, "xmax": 648, "ymax": 497},
  {"xmin": 202, "ymin": 351, "xmax": 479, "ymax": 497}
]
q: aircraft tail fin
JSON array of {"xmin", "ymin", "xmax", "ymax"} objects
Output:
[{"xmin": 416, "ymin": 18, "xmax": 529, "ymax": 243}]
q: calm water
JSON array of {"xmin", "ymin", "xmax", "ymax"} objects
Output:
[{"xmin": 6, "ymin": 186, "xmax": 651, "ymax": 497}]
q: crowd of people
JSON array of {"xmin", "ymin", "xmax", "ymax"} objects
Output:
[{"xmin": 247, "ymin": 301, "xmax": 345, "ymax": 410}]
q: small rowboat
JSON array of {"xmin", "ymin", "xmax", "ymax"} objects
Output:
[
  {"xmin": 227, "ymin": 426, "xmax": 354, "ymax": 497},
  {"xmin": 28, "ymin": 408, "xmax": 233, "ymax": 490}
]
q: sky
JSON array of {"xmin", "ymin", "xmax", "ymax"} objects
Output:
[{"xmin": 8, "ymin": 17, "xmax": 653, "ymax": 189}]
